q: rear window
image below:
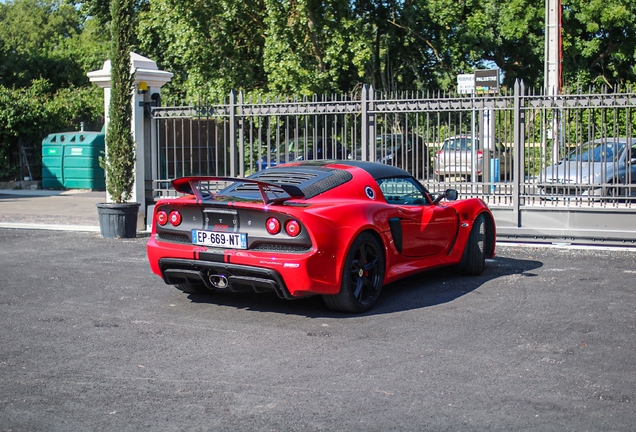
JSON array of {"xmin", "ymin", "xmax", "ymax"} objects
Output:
[
  {"xmin": 443, "ymin": 137, "xmax": 473, "ymax": 151},
  {"xmin": 218, "ymin": 166, "xmax": 353, "ymax": 201}
]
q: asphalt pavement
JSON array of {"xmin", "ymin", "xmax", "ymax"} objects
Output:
[
  {"xmin": 0, "ymin": 189, "xmax": 106, "ymax": 232},
  {"xmin": 1, "ymin": 229, "xmax": 635, "ymax": 431},
  {"xmin": 1, "ymin": 188, "xmax": 636, "ymax": 430}
]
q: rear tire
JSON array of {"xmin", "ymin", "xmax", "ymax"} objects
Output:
[
  {"xmin": 175, "ymin": 282, "xmax": 214, "ymax": 295},
  {"xmin": 461, "ymin": 214, "xmax": 486, "ymax": 275},
  {"xmin": 323, "ymin": 232, "xmax": 385, "ymax": 313}
]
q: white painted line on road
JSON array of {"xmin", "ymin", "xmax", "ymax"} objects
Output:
[
  {"xmin": 497, "ymin": 241, "xmax": 636, "ymax": 252},
  {"xmin": 0, "ymin": 223, "xmax": 100, "ymax": 232}
]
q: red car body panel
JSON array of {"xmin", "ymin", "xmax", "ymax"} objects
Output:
[{"xmin": 146, "ymin": 160, "xmax": 495, "ymax": 306}]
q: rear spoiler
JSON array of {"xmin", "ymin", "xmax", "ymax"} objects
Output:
[{"xmin": 171, "ymin": 176, "xmax": 305, "ymax": 205}]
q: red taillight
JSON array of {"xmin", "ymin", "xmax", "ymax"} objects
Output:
[
  {"xmin": 285, "ymin": 220, "xmax": 301, "ymax": 237},
  {"xmin": 477, "ymin": 150, "xmax": 483, "ymax": 158},
  {"xmin": 169, "ymin": 210, "xmax": 182, "ymax": 226},
  {"xmin": 156, "ymin": 210, "xmax": 168, "ymax": 226},
  {"xmin": 436, "ymin": 150, "xmax": 442, "ymax": 157},
  {"xmin": 266, "ymin": 217, "xmax": 281, "ymax": 234}
]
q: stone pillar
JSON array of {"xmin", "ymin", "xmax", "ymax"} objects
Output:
[{"xmin": 87, "ymin": 53, "xmax": 173, "ymax": 230}]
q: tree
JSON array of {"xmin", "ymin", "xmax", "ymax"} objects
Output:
[
  {"xmin": 102, "ymin": 0, "xmax": 136, "ymax": 203},
  {"xmin": 562, "ymin": 0, "xmax": 636, "ymax": 89},
  {"xmin": 0, "ymin": 0, "xmax": 108, "ymax": 90},
  {"xmin": 0, "ymin": 79, "xmax": 103, "ymax": 181},
  {"xmin": 137, "ymin": 0, "xmax": 268, "ymax": 102},
  {"xmin": 0, "ymin": 0, "xmax": 107, "ymax": 182}
]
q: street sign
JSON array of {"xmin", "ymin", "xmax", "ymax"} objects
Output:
[
  {"xmin": 457, "ymin": 73, "xmax": 474, "ymax": 94},
  {"xmin": 474, "ymin": 69, "xmax": 499, "ymax": 93}
]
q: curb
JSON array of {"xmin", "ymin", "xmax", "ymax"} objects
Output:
[{"xmin": 0, "ymin": 223, "xmax": 101, "ymax": 232}]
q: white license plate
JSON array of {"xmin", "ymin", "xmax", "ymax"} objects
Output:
[{"xmin": 191, "ymin": 230, "xmax": 247, "ymax": 249}]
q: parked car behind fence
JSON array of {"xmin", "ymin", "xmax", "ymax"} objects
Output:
[
  {"xmin": 538, "ymin": 137, "xmax": 636, "ymax": 200},
  {"xmin": 433, "ymin": 135, "xmax": 513, "ymax": 182}
]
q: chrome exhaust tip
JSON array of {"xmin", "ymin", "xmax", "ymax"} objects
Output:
[{"xmin": 209, "ymin": 274, "xmax": 229, "ymax": 289}]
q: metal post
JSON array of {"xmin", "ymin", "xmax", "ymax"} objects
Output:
[
  {"xmin": 368, "ymin": 85, "xmax": 376, "ymax": 162},
  {"xmin": 150, "ymin": 110, "xmax": 158, "ymax": 196},
  {"xmin": 229, "ymin": 90, "xmax": 237, "ymax": 177},
  {"xmin": 237, "ymin": 91, "xmax": 245, "ymax": 178},
  {"xmin": 361, "ymin": 85, "xmax": 368, "ymax": 161},
  {"xmin": 512, "ymin": 79, "xmax": 524, "ymax": 226},
  {"xmin": 471, "ymin": 95, "xmax": 477, "ymax": 193}
]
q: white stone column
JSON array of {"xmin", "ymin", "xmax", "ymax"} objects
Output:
[{"xmin": 87, "ymin": 53, "xmax": 173, "ymax": 228}]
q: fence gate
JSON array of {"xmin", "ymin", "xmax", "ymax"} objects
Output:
[{"xmin": 151, "ymin": 82, "xmax": 636, "ymax": 247}]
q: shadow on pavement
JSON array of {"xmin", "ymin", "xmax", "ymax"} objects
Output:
[{"xmin": 182, "ymin": 256, "xmax": 543, "ymax": 318}]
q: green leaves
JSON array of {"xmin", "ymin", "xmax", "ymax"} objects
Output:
[
  {"xmin": 0, "ymin": 80, "xmax": 103, "ymax": 181},
  {"xmin": 102, "ymin": 0, "xmax": 136, "ymax": 203}
]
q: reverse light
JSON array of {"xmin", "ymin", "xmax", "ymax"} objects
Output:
[
  {"xmin": 157, "ymin": 210, "xmax": 168, "ymax": 226},
  {"xmin": 266, "ymin": 217, "xmax": 281, "ymax": 235},
  {"xmin": 169, "ymin": 210, "xmax": 182, "ymax": 226},
  {"xmin": 285, "ymin": 220, "xmax": 301, "ymax": 237}
]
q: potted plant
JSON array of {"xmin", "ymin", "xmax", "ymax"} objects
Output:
[{"xmin": 96, "ymin": 0, "xmax": 139, "ymax": 238}]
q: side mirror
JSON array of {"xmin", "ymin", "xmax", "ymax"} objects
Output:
[
  {"xmin": 445, "ymin": 189, "xmax": 458, "ymax": 201},
  {"xmin": 433, "ymin": 188, "xmax": 459, "ymax": 204}
]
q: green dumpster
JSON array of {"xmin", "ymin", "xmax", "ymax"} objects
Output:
[
  {"xmin": 41, "ymin": 132, "xmax": 106, "ymax": 190},
  {"xmin": 41, "ymin": 136, "xmax": 64, "ymax": 189}
]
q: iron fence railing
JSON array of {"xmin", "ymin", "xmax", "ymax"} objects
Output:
[{"xmin": 150, "ymin": 81, "xmax": 636, "ymax": 245}]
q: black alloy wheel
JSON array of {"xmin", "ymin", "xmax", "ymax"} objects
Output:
[{"xmin": 323, "ymin": 232, "xmax": 385, "ymax": 313}]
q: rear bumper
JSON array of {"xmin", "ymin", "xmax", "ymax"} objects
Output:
[
  {"xmin": 158, "ymin": 258, "xmax": 296, "ymax": 299},
  {"xmin": 147, "ymin": 234, "xmax": 342, "ymax": 298},
  {"xmin": 538, "ymin": 184, "xmax": 604, "ymax": 199}
]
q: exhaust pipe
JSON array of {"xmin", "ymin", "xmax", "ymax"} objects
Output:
[{"xmin": 209, "ymin": 274, "xmax": 229, "ymax": 289}]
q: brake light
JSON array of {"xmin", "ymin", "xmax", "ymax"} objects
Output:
[
  {"xmin": 477, "ymin": 150, "xmax": 483, "ymax": 159},
  {"xmin": 266, "ymin": 217, "xmax": 281, "ymax": 235},
  {"xmin": 285, "ymin": 220, "xmax": 301, "ymax": 237},
  {"xmin": 169, "ymin": 210, "xmax": 182, "ymax": 226},
  {"xmin": 156, "ymin": 210, "xmax": 168, "ymax": 226}
]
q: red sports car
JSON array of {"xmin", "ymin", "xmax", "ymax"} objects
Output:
[{"xmin": 146, "ymin": 160, "xmax": 496, "ymax": 313}]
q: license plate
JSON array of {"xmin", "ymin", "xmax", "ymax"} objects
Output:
[{"xmin": 192, "ymin": 230, "xmax": 247, "ymax": 249}]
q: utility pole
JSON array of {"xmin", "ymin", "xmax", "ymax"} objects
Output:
[
  {"xmin": 544, "ymin": 0, "xmax": 562, "ymax": 95},
  {"xmin": 545, "ymin": 0, "xmax": 562, "ymax": 165}
]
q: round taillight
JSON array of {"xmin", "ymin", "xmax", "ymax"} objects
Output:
[
  {"xmin": 285, "ymin": 220, "xmax": 301, "ymax": 237},
  {"xmin": 169, "ymin": 210, "xmax": 182, "ymax": 226},
  {"xmin": 156, "ymin": 210, "xmax": 168, "ymax": 226},
  {"xmin": 266, "ymin": 217, "xmax": 281, "ymax": 235}
]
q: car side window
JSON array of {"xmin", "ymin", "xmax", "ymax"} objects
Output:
[
  {"xmin": 377, "ymin": 177, "xmax": 429, "ymax": 205},
  {"xmin": 629, "ymin": 143, "xmax": 636, "ymax": 162}
]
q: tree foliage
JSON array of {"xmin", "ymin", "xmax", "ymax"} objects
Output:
[
  {"xmin": 562, "ymin": 0, "xmax": 636, "ymax": 90},
  {"xmin": 0, "ymin": 0, "xmax": 108, "ymax": 90},
  {"xmin": 0, "ymin": 0, "xmax": 106, "ymax": 181},
  {"xmin": 1, "ymin": 0, "xmax": 636, "ymax": 180},
  {"xmin": 132, "ymin": 0, "xmax": 636, "ymax": 102},
  {"xmin": 0, "ymin": 80, "xmax": 103, "ymax": 180},
  {"xmin": 102, "ymin": 0, "xmax": 136, "ymax": 203}
]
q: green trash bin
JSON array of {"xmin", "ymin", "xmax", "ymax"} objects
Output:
[
  {"xmin": 41, "ymin": 132, "xmax": 106, "ymax": 190},
  {"xmin": 42, "ymin": 136, "xmax": 64, "ymax": 189}
]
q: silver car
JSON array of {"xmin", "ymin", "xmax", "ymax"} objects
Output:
[
  {"xmin": 433, "ymin": 135, "xmax": 513, "ymax": 182},
  {"xmin": 539, "ymin": 137, "xmax": 636, "ymax": 199}
]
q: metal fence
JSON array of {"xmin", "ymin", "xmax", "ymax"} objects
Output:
[{"xmin": 151, "ymin": 81, "xmax": 636, "ymax": 246}]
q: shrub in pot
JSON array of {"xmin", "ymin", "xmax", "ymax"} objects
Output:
[{"xmin": 96, "ymin": 0, "xmax": 139, "ymax": 239}]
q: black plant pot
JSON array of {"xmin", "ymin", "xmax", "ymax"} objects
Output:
[{"xmin": 96, "ymin": 202, "xmax": 141, "ymax": 239}]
